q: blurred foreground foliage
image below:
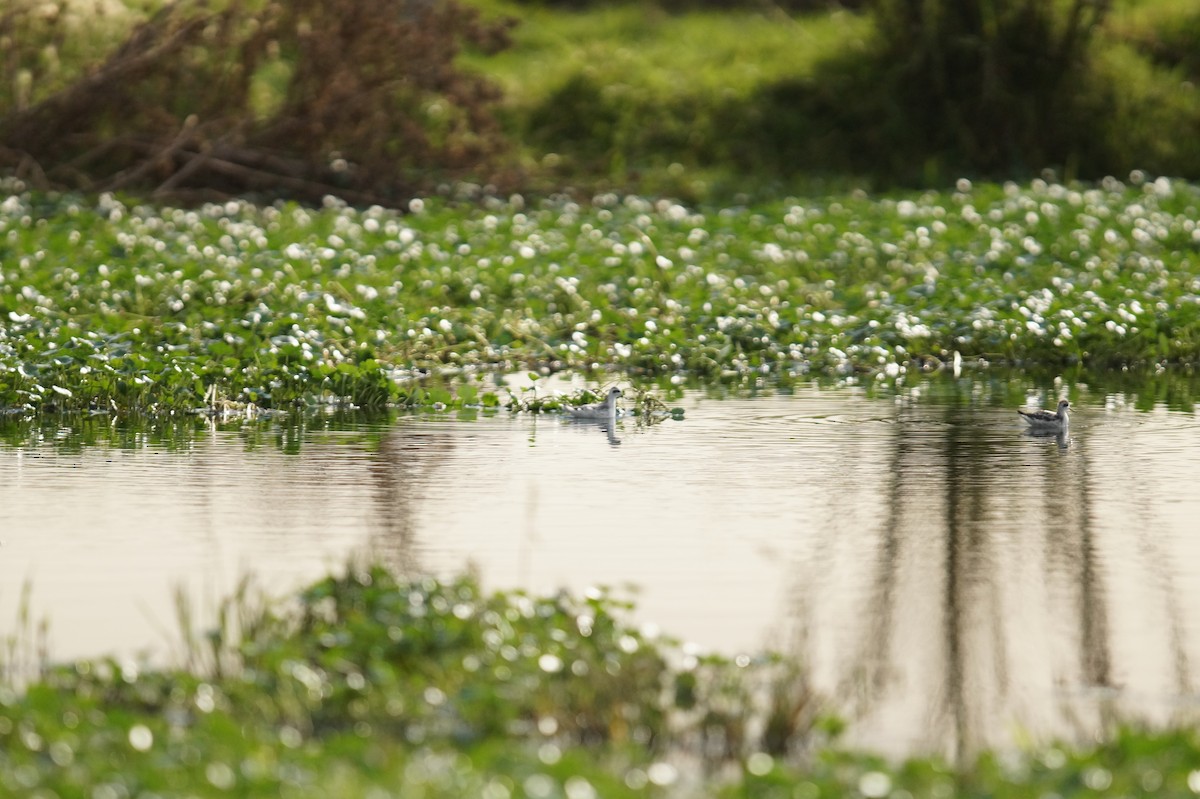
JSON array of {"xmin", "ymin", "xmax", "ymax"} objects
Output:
[
  {"xmin": 1, "ymin": 565, "xmax": 822, "ymax": 797},
  {"xmin": 5, "ymin": 565, "xmax": 1200, "ymax": 797},
  {"xmin": 0, "ymin": 0, "xmax": 516, "ymax": 204}
]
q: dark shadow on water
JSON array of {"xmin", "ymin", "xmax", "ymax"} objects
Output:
[{"xmin": 368, "ymin": 423, "xmax": 456, "ymax": 572}]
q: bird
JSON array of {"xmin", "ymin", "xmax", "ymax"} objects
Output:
[
  {"xmin": 564, "ymin": 387, "xmax": 623, "ymax": 419},
  {"xmin": 1018, "ymin": 398, "xmax": 1070, "ymax": 430}
]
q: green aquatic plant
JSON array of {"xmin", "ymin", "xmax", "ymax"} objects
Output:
[
  {"xmin": 0, "ymin": 581, "xmax": 48, "ymax": 687},
  {"xmin": 0, "ymin": 564, "xmax": 826, "ymax": 797},
  {"xmin": 2, "ymin": 177, "xmax": 1200, "ymax": 414},
  {"xmin": 5, "ymin": 564, "xmax": 1200, "ymax": 797}
]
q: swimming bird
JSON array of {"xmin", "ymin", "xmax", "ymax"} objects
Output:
[
  {"xmin": 565, "ymin": 387, "xmax": 622, "ymax": 419},
  {"xmin": 1018, "ymin": 399, "xmax": 1070, "ymax": 429}
]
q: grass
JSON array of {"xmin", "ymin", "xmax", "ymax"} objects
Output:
[
  {"xmin": 7, "ymin": 0, "xmax": 1200, "ymax": 198},
  {"xmin": 1, "ymin": 176, "xmax": 1199, "ymax": 413},
  {"xmin": 463, "ymin": 0, "xmax": 875, "ymax": 195},
  {"xmin": 454, "ymin": 0, "xmax": 1200, "ymax": 194},
  {"xmin": 5, "ymin": 562, "xmax": 1200, "ymax": 797},
  {"xmin": 467, "ymin": 2, "xmax": 869, "ymax": 103}
]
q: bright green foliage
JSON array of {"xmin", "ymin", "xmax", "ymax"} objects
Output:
[
  {"xmin": 466, "ymin": 0, "xmax": 1200, "ymax": 190},
  {"xmin": 2, "ymin": 177, "xmax": 1200, "ymax": 413},
  {"xmin": 236, "ymin": 568, "xmax": 672, "ymax": 745},
  {"xmin": 728, "ymin": 727, "xmax": 1200, "ymax": 798},
  {"xmin": 5, "ymin": 566, "xmax": 1200, "ymax": 796},
  {"xmin": 1108, "ymin": 0, "xmax": 1200, "ymax": 81},
  {"xmin": 0, "ymin": 566, "xmax": 806, "ymax": 797}
]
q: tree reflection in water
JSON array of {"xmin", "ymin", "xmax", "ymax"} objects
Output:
[
  {"xmin": 5, "ymin": 376, "xmax": 1200, "ymax": 759},
  {"xmin": 796, "ymin": 396, "xmax": 1198, "ymax": 761}
]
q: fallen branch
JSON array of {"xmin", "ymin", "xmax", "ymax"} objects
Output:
[
  {"xmin": 0, "ymin": 146, "xmax": 49, "ymax": 189},
  {"xmin": 0, "ymin": 0, "xmax": 514, "ymax": 205},
  {"xmin": 103, "ymin": 115, "xmax": 203, "ymax": 192},
  {"xmin": 171, "ymin": 149, "xmax": 393, "ymax": 205}
]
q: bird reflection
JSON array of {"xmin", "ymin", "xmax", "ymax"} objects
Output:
[
  {"xmin": 1024, "ymin": 427, "xmax": 1070, "ymax": 449},
  {"xmin": 565, "ymin": 416, "xmax": 622, "ymax": 446}
]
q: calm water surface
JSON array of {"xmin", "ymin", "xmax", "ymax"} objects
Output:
[{"xmin": 3, "ymin": 374, "xmax": 1200, "ymax": 759}]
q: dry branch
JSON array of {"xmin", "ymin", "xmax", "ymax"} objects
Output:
[{"xmin": 0, "ymin": 0, "xmax": 516, "ymax": 204}]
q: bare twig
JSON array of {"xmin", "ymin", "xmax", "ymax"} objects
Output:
[
  {"xmin": 104, "ymin": 114, "xmax": 202, "ymax": 192},
  {"xmin": 0, "ymin": 0, "xmax": 514, "ymax": 204},
  {"xmin": 176, "ymin": 150, "xmax": 391, "ymax": 206},
  {"xmin": 0, "ymin": 146, "xmax": 49, "ymax": 189}
]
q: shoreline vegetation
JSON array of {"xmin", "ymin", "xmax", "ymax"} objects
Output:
[
  {"xmin": 5, "ymin": 564, "xmax": 1200, "ymax": 797},
  {"xmin": 1, "ymin": 176, "xmax": 1198, "ymax": 414}
]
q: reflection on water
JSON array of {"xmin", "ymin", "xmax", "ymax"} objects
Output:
[
  {"xmin": 780, "ymin": 387, "xmax": 1200, "ymax": 760},
  {"xmin": 2, "ymin": 373, "xmax": 1200, "ymax": 760}
]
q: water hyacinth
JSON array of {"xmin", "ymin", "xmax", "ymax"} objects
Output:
[
  {"xmin": 0, "ymin": 564, "xmax": 830, "ymax": 797},
  {"xmin": 1, "ymin": 175, "xmax": 1199, "ymax": 412},
  {"xmin": 6, "ymin": 563, "xmax": 1200, "ymax": 797}
]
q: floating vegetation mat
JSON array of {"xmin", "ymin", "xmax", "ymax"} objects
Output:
[{"xmin": 1, "ymin": 175, "xmax": 1198, "ymax": 413}]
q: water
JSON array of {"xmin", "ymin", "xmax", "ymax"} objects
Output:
[{"xmin": 3, "ymin": 372, "xmax": 1200, "ymax": 760}]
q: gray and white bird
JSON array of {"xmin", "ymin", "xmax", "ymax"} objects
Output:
[
  {"xmin": 565, "ymin": 387, "xmax": 623, "ymax": 419},
  {"xmin": 1018, "ymin": 398, "xmax": 1070, "ymax": 430}
]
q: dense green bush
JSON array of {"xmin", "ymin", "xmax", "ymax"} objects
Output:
[
  {"xmin": 869, "ymin": 0, "xmax": 1108, "ymax": 174},
  {"xmin": 513, "ymin": 0, "xmax": 1200, "ymax": 191},
  {"xmin": 703, "ymin": 0, "xmax": 1200, "ymax": 185}
]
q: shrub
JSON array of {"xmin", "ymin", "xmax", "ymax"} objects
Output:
[
  {"xmin": 0, "ymin": 0, "xmax": 517, "ymax": 204},
  {"xmin": 1107, "ymin": 1, "xmax": 1200, "ymax": 80},
  {"xmin": 1087, "ymin": 42, "xmax": 1200, "ymax": 178},
  {"xmin": 713, "ymin": 0, "xmax": 1200, "ymax": 186},
  {"xmin": 867, "ymin": 0, "xmax": 1109, "ymax": 177}
]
